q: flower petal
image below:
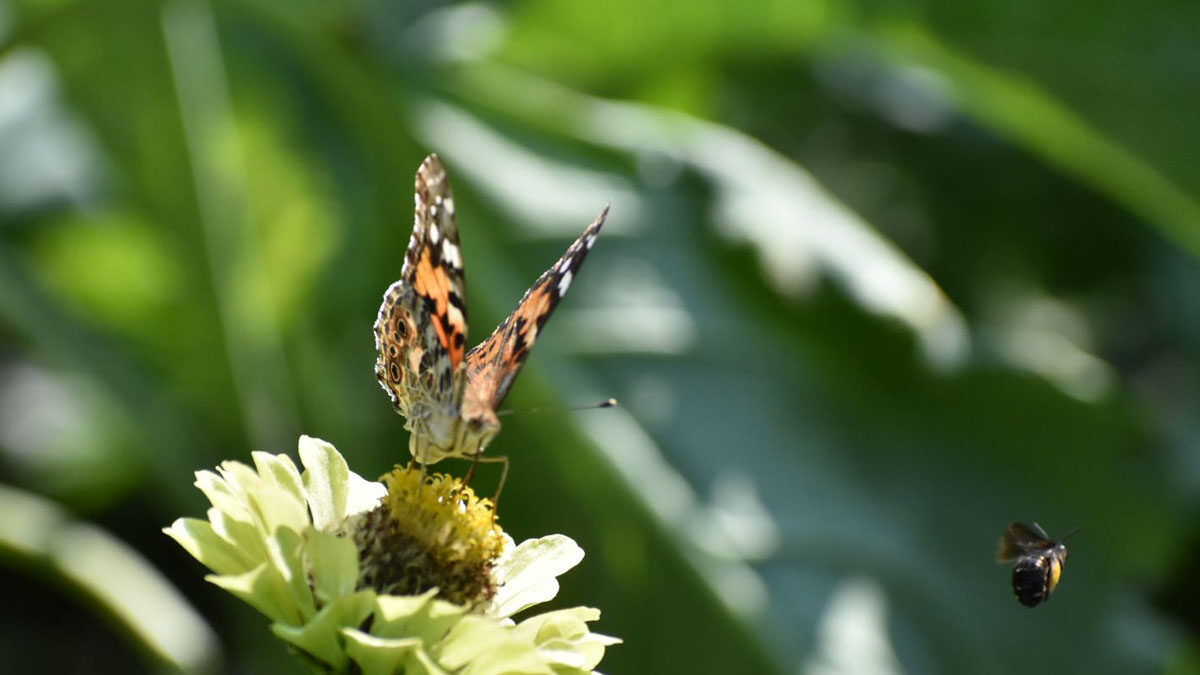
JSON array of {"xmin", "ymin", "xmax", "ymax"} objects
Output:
[
  {"xmin": 488, "ymin": 535, "xmax": 584, "ymax": 619},
  {"xmin": 435, "ymin": 616, "xmax": 552, "ymax": 675},
  {"xmin": 299, "ymin": 435, "xmax": 351, "ymax": 530},
  {"xmin": 207, "ymin": 562, "xmax": 301, "ymax": 625},
  {"xmin": 374, "ymin": 591, "xmax": 465, "ymax": 645},
  {"xmin": 514, "ymin": 607, "xmax": 599, "ymax": 643},
  {"xmin": 341, "ymin": 629, "xmax": 427, "ymax": 675},
  {"xmin": 307, "ymin": 528, "xmax": 359, "ymax": 604},
  {"xmin": 193, "ymin": 470, "xmax": 248, "ymax": 521},
  {"xmin": 219, "ymin": 461, "xmax": 309, "ymax": 535},
  {"xmin": 346, "ymin": 471, "xmax": 387, "ymax": 518},
  {"xmin": 163, "ymin": 517, "xmax": 255, "ymax": 576},
  {"xmin": 268, "ymin": 526, "xmax": 316, "ymax": 619},
  {"xmin": 251, "ymin": 451, "xmax": 306, "ymax": 508},
  {"xmin": 271, "ymin": 590, "xmax": 375, "ymax": 671},
  {"xmin": 208, "ymin": 507, "xmax": 269, "ymax": 563},
  {"xmin": 519, "ymin": 608, "xmax": 620, "ymax": 672}
]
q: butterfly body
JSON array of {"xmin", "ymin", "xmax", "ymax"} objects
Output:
[
  {"xmin": 996, "ymin": 522, "xmax": 1072, "ymax": 607},
  {"xmin": 374, "ymin": 154, "xmax": 607, "ymax": 465}
]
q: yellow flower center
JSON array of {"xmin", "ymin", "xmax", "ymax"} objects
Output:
[{"xmin": 353, "ymin": 465, "xmax": 506, "ymax": 607}]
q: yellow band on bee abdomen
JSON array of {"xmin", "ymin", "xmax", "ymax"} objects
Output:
[{"xmin": 1047, "ymin": 558, "xmax": 1062, "ymax": 592}]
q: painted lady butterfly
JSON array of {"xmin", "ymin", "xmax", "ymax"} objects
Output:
[{"xmin": 374, "ymin": 154, "xmax": 608, "ymax": 466}]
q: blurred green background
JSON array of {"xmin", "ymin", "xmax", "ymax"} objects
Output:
[{"xmin": 2, "ymin": 0, "xmax": 1200, "ymax": 672}]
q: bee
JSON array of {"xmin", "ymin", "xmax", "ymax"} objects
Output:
[{"xmin": 996, "ymin": 522, "xmax": 1077, "ymax": 607}]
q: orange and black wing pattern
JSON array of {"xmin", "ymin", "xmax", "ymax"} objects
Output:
[
  {"xmin": 374, "ymin": 154, "xmax": 468, "ymax": 414},
  {"xmin": 463, "ymin": 206, "xmax": 609, "ymax": 415}
]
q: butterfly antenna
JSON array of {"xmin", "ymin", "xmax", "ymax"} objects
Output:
[
  {"xmin": 497, "ymin": 398, "xmax": 618, "ymax": 417},
  {"xmin": 1061, "ymin": 527, "xmax": 1082, "ymax": 542}
]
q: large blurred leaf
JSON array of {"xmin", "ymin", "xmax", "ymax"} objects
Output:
[
  {"xmin": 2, "ymin": 0, "xmax": 1199, "ymax": 673},
  {"xmin": 0, "ymin": 484, "xmax": 219, "ymax": 672}
]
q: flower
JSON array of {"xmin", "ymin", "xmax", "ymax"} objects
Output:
[
  {"xmin": 165, "ymin": 435, "xmax": 619, "ymax": 674},
  {"xmin": 351, "ymin": 465, "xmax": 506, "ymax": 607}
]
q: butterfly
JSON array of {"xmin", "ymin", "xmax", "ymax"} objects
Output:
[
  {"xmin": 374, "ymin": 153, "xmax": 608, "ymax": 468},
  {"xmin": 996, "ymin": 522, "xmax": 1077, "ymax": 607}
]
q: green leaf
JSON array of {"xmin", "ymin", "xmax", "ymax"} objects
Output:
[{"xmin": 0, "ymin": 486, "xmax": 219, "ymax": 672}]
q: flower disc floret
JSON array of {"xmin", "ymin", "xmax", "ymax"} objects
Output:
[{"xmin": 352, "ymin": 465, "xmax": 506, "ymax": 607}]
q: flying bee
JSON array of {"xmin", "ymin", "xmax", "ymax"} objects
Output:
[{"xmin": 996, "ymin": 522, "xmax": 1078, "ymax": 607}]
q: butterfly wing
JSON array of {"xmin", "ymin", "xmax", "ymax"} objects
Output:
[
  {"xmin": 996, "ymin": 522, "xmax": 1054, "ymax": 562},
  {"xmin": 461, "ymin": 205, "xmax": 609, "ymax": 420},
  {"xmin": 374, "ymin": 154, "xmax": 469, "ymax": 417}
]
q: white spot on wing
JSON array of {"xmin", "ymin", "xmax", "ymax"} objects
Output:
[
  {"xmin": 585, "ymin": 234, "xmax": 597, "ymax": 250},
  {"xmin": 557, "ymin": 269, "xmax": 573, "ymax": 296},
  {"xmin": 429, "ymin": 223, "xmax": 440, "ymax": 244},
  {"xmin": 442, "ymin": 239, "xmax": 462, "ymax": 269}
]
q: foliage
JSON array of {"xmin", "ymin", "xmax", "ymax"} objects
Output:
[{"xmin": 1, "ymin": 0, "xmax": 1198, "ymax": 673}]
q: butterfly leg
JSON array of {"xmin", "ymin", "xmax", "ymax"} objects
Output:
[
  {"xmin": 410, "ymin": 435, "xmax": 428, "ymax": 497},
  {"xmin": 464, "ymin": 451, "xmax": 481, "ymax": 485},
  {"xmin": 469, "ymin": 454, "xmax": 509, "ymax": 509}
]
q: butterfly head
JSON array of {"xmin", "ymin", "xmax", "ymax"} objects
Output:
[
  {"xmin": 407, "ymin": 400, "xmax": 501, "ymax": 465},
  {"xmin": 457, "ymin": 392, "xmax": 502, "ymax": 453}
]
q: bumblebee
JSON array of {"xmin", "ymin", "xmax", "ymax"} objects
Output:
[{"xmin": 996, "ymin": 522, "xmax": 1076, "ymax": 607}]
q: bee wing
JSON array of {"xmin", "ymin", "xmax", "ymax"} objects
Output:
[{"xmin": 996, "ymin": 522, "xmax": 1054, "ymax": 562}]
